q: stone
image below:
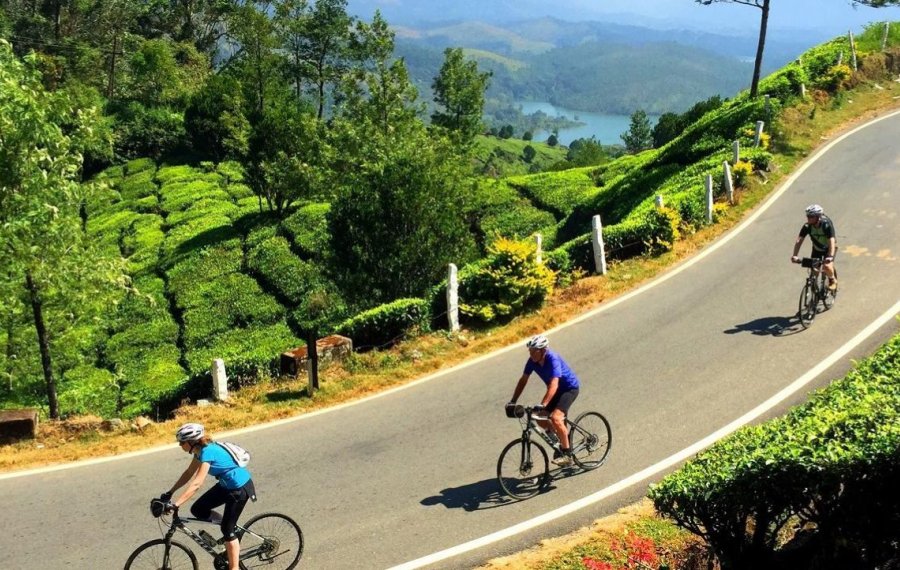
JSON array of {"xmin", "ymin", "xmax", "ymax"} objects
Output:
[
  {"xmin": 0, "ymin": 408, "xmax": 39, "ymax": 442},
  {"xmin": 280, "ymin": 335, "xmax": 353, "ymax": 377}
]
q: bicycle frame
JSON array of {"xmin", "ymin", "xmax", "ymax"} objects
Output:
[
  {"xmin": 517, "ymin": 407, "xmax": 586, "ymax": 455},
  {"xmin": 158, "ymin": 509, "xmax": 269, "ymax": 562}
]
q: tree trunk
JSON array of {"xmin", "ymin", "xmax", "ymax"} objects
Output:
[
  {"xmin": 750, "ymin": 0, "xmax": 770, "ymax": 98},
  {"xmin": 25, "ymin": 271, "xmax": 59, "ymax": 419}
]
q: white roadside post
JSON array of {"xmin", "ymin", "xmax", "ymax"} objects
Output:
[
  {"xmin": 655, "ymin": 194, "xmax": 664, "ymax": 209},
  {"xmin": 801, "ymin": 83, "xmax": 807, "ymax": 99},
  {"xmin": 534, "ymin": 233, "xmax": 543, "ymax": 264},
  {"xmin": 723, "ymin": 161, "xmax": 734, "ymax": 205},
  {"xmin": 447, "ymin": 263, "xmax": 460, "ymax": 333},
  {"xmin": 591, "ymin": 215, "xmax": 607, "ymax": 275},
  {"xmin": 212, "ymin": 359, "xmax": 228, "ymax": 401},
  {"xmin": 705, "ymin": 174, "xmax": 714, "ymax": 224},
  {"xmin": 882, "ymin": 22, "xmax": 890, "ymax": 52},
  {"xmin": 753, "ymin": 121, "xmax": 765, "ymax": 148},
  {"xmin": 849, "ymin": 31, "xmax": 857, "ymax": 71},
  {"xmin": 732, "ymin": 140, "xmax": 740, "ymax": 164}
]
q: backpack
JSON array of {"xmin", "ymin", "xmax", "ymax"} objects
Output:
[{"xmin": 218, "ymin": 441, "xmax": 251, "ymax": 467}]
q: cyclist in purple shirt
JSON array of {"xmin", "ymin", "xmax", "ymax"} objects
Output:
[{"xmin": 507, "ymin": 334, "xmax": 581, "ymax": 466}]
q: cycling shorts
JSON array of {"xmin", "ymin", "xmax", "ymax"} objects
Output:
[
  {"xmin": 548, "ymin": 388, "xmax": 579, "ymax": 415},
  {"xmin": 191, "ymin": 479, "xmax": 256, "ymax": 541}
]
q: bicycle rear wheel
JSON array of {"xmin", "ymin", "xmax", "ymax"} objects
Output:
[
  {"xmin": 497, "ymin": 439, "xmax": 549, "ymax": 499},
  {"xmin": 240, "ymin": 513, "xmax": 303, "ymax": 570},
  {"xmin": 569, "ymin": 412, "xmax": 611, "ymax": 470},
  {"xmin": 798, "ymin": 282, "xmax": 816, "ymax": 328},
  {"xmin": 124, "ymin": 539, "xmax": 198, "ymax": 570}
]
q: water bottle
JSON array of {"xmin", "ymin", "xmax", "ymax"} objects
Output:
[{"xmin": 199, "ymin": 529, "xmax": 218, "ymax": 549}]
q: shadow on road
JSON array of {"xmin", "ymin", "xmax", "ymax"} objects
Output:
[
  {"xmin": 421, "ymin": 477, "xmax": 524, "ymax": 511},
  {"xmin": 724, "ymin": 314, "xmax": 806, "ymax": 336}
]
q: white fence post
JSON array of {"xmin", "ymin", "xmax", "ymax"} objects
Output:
[
  {"xmin": 764, "ymin": 94, "xmax": 771, "ymax": 117},
  {"xmin": 800, "ymin": 83, "xmax": 807, "ymax": 99},
  {"xmin": 848, "ymin": 31, "xmax": 857, "ymax": 71},
  {"xmin": 212, "ymin": 359, "xmax": 228, "ymax": 401},
  {"xmin": 882, "ymin": 22, "xmax": 890, "ymax": 52},
  {"xmin": 591, "ymin": 215, "xmax": 607, "ymax": 275},
  {"xmin": 723, "ymin": 161, "xmax": 734, "ymax": 205},
  {"xmin": 655, "ymin": 194, "xmax": 664, "ymax": 209},
  {"xmin": 705, "ymin": 174, "xmax": 714, "ymax": 224},
  {"xmin": 732, "ymin": 140, "xmax": 740, "ymax": 164},
  {"xmin": 447, "ymin": 263, "xmax": 459, "ymax": 333},
  {"xmin": 534, "ymin": 233, "xmax": 543, "ymax": 264},
  {"xmin": 753, "ymin": 121, "xmax": 765, "ymax": 147}
]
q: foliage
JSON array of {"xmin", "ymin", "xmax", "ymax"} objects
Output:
[
  {"xmin": 58, "ymin": 365, "xmax": 120, "ymax": 418},
  {"xmin": 0, "ymin": 40, "xmax": 126, "ymax": 418},
  {"xmin": 431, "ymin": 47, "xmax": 492, "ymax": 148},
  {"xmin": 650, "ymin": 333, "xmax": 900, "ymax": 569},
  {"xmin": 184, "ymin": 74, "xmax": 250, "ymax": 161},
  {"xmin": 110, "ymin": 102, "xmax": 188, "ymax": 161},
  {"xmin": 731, "ymin": 160, "xmax": 753, "ymax": 187},
  {"xmin": 621, "ymin": 109, "xmax": 653, "ymax": 153},
  {"xmin": 458, "ymin": 238, "xmax": 556, "ymax": 324},
  {"xmin": 337, "ymin": 298, "xmax": 429, "ymax": 349}
]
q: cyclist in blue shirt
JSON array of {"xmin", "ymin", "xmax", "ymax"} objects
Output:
[
  {"xmin": 162, "ymin": 423, "xmax": 256, "ymax": 570},
  {"xmin": 507, "ymin": 334, "xmax": 581, "ymax": 466}
]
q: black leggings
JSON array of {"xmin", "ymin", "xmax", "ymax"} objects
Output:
[{"xmin": 191, "ymin": 479, "xmax": 256, "ymax": 541}]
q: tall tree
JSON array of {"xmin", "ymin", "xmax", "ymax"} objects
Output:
[
  {"xmin": 273, "ymin": 0, "xmax": 311, "ymax": 100},
  {"xmin": 697, "ymin": 1, "xmax": 900, "ymax": 98},
  {"xmin": 0, "ymin": 42, "xmax": 125, "ymax": 418},
  {"xmin": 329, "ymin": 56, "xmax": 477, "ymax": 304},
  {"xmin": 431, "ymin": 47, "xmax": 492, "ymax": 148},
  {"xmin": 295, "ymin": 0, "xmax": 353, "ymax": 119},
  {"xmin": 227, "ymin": 3, "xmax": 281, "ymax": 117},
  {"xmin": 621, "ymin": 109, "xmax": 653, "ymax": 153},
  {"xmin": 697, "ymin": 0, "xmax": 770, "ymax": 98}
]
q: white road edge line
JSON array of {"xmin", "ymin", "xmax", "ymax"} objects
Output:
[
  {"xmin": 388, "ymin": 300, "xmax": 900, "ymax": 570},
  {"xmin": 3, "ymin": 109, "xmax": 898, "ymax": 483}
]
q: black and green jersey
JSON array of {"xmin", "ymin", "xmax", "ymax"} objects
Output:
[{"xmin": 799, "ymin": 215, "xmax": 836, "ymax": 254}]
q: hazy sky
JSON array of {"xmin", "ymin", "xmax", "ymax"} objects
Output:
[{"xmin": 349, "ymin": 0, "xmax": 900, "ymax": 37}]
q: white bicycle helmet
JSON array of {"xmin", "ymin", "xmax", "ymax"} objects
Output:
[
  {"xmin": 525, "ymin": 334, "xmax": 549, "ymax": 350},
  {"xmin": 805, "ymin": 204, "xmax": 824, "ymax": 217},
  {"xmin": 175, "ymin": 423, "xmax": 205, "ymax": 443}
]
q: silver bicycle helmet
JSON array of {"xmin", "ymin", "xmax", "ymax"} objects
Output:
[
  {"xmin": 805, "ymin": 204, "xmax": 824, "ymax": 217},
  {"xmin": 175, "ymin": 423, "xmax": 205, "ymax": 443},
  {"xmin": 525, "ymin": 334, "xmax": 549, "ymax": 350}
]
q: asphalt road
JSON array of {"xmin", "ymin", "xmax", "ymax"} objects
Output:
[{"xmin": 2, "ymin": 110, "xmax": 899, "ymax": 570}]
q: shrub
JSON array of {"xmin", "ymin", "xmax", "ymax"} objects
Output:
[
  {"xmin": 338, "ymin": 298, "xmax": 430, "ymax": 349},
  {"xmin": 816, "ymin": 63, "xmax": 852, "ymax": 92},
  {"xmin": 650, "ymin": 334, "xmax": 900, "ymax": 568},
  {"xmin": 642, "ymin": 206, "xmax": 681, "ymax": 254},
  {"xmin": 59, "ymin": 365, "xmax": 120, "ymax": 418},
  {"xmin": 184, "ymin": 322, "xmax": 299, "ymax": 378},
  {"xmin": 281, "ymin": 203, "xmax": 331, "ymax": 259},
  {"xmin": 247, "ymin": 237, "xmax": 322, "ymax": 304},
  {"xmin": 732, "ymin": 160, "xmax": 753, "ymax": 187},
  {"xmin": 119, "ymin": 345, "xmax": 189, "ymax": 417},
  {"xmin": 125, "ymin": 157, "xmax": 157, "ymax": 176},
  {"xmin": 458, "ymin": 238, "xmax": 556, "ymax": 324}
]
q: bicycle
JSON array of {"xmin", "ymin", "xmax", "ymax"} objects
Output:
[
  {"xmin": 497, "ymin": 404, "xmax": 611, "ymax": 500},
  {"xmin": 795, "ymin": 257, "xmax": 838, "ymax": 328},
  {"xmin": 125, "ymin": 499, "xmax": 303, "ymax": 570}
]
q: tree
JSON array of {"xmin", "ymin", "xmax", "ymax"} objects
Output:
[
  {"xmin": 499, "ymin": 124, "xmax": 514, "ymax": 139},
  {"xmin": 184, "ymin": 73, "xmax": 250, "ymax": 160},
  {"xmin": 522, "ymin": 145, "xmax": 536, "ymax": 163},
  {"xmin": 0, "ymin": 42, "xmax": 125, "ymax": 418},
  {"xmin": 652, "ymin": 112, "xmax": 682, "ymax": 148},
  {"xmin": 621, "ymin": 109, "xmax": 653, "ymax": 153},
  {"xmin": 697, "ymin": 0, "xmax": 770, "ymax": 98},
  {"xmin": 547, "ymin": 133, "xmax": 558, "ymax": 147},
  {"xmin": 431, "ymin": 47, "xmax": 491, "ymax": 148},
  {"xmin": 227, "ymin": 4, "xmax": 282, "ymax": 118},
  {"xmin": 566, "ymin": 137, "xmax": 607, "ymax": 166},
  {"xmin": 696, "ymin": 1, "xmax": 899, "ymax": 98},
  {"xmin": 293, "ymin": 0, "xmax": 354, "ymax": 119}
]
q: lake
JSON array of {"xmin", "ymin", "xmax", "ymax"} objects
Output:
[{"xmin": 518, "ymin": 101, "xmax": 659, "ymax": 147}]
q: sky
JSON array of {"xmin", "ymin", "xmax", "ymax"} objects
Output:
[{"xmin": 348, "ymin": 0, "xmax": 900, "ymax": 38}]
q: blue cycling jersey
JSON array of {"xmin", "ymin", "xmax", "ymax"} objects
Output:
[
  {"xmin": 523, "ymin": 350, "xmax": 580, "ymax": 391},
  {"xmin": 197, "ymin": 443, "xmax": 251, "ymax": 490}
]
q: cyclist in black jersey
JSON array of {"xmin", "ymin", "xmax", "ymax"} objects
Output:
[{"xmin": 791, "ymin": 204, "xmax": 837, "ymax": 290}]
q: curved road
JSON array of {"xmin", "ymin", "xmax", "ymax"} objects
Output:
[{"xmin": 2, "ymin": 111, "xmax": 899, "ymax": 570}]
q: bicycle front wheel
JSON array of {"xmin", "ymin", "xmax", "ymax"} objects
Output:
[
  {"xmin": 569, "ymin": 412, "xmax": 612, "ymax": 470},
  {"xmin": 124, "ymin": 539, "xmax": 198, "ymax": 570},
  {"xmin": 798, "ymin": 282, "xmax": 816, "ymax": 328},
  {"xmin": 240, "ymin": 512, "xmax": 303, "ymax": 570},
  {"xmin": 497, "ymin": 439, "xmax": 549, "ymax": 499}
]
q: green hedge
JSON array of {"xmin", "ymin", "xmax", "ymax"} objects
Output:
[
  {"xmin": 59, "ymin": 365, "xmax": 120, "ymax": 418},
  {"xmin": 650, "ymin": 334, "xmax": 900, "ymax": 568},
  {"xmin": 119, "ymin": 169, "xmax": 158, "ymax": 201},
  {"xmin": 247, "ymin": 236, "xmax": 322, "ymax": 304},
  {"xmin": 281, "ymin": 202, "xmax": 331, "ymax": 259},
  {"xmin": 125, "ymin": 157, "xmax": 156, "ymax": 175},
  {"xmin": 119, "ymin": 345, "xmax": 190, "ymax": 417},
  {"xmin": 338, "ymin": 298, "xmax": 429, "ymax": 349},
  {"xmin": 184, "ymin": 322, "xmax": 300, "ymax": 378},
  {"xmin": 166, "ymin": 245, "xmax": 243, "ymax": 297}
]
